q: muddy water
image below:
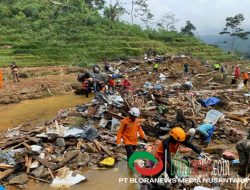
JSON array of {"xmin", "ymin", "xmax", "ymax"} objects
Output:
[
  {"xmin": 9, "ymin": 161, "xmax": 138, "ymax": 190},
  {"xmin": 1, "ymin": 94, "xmax": 138, "ymax": 190},
  {"xmin": 0, "ymin": 94, "xmax": 92, "ymax": 130}
]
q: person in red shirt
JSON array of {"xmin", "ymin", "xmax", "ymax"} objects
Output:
[
  {"xmin": 234, "ymin": 65, "xmax": 240, "ymax": 80},
  {"xmin": 108, "ymin": 75, "xmax": 116, "ymax": 93},
  {"xmin": 122, "ymin": 78, "xmax": 131, "ymax": 90},
  {"xmin": 117, "ymin": 107, "xmax": 147, "ymax": 161}
]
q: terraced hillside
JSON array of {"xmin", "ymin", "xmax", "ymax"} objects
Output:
[{"xmin": 0, "ymin": 0, "xmax": 237, "ymax": 67}]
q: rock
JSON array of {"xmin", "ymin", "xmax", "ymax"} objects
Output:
[
  {"xmin": 9, "ymin": 174, "xmax": 28, "ymax": 185},
  {"xmin": 31, "ymin": 165, "xmax": 45, "ymax": 178},
  {"xmin": 56, "ymin": 138, "xmax": 66, "ymax": 147},
  {"xmin": 60, "ymin": 112, "xmax": 68, "ymax": 119}
]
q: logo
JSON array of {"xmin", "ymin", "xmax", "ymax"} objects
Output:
[
  {"xmin": 128, "ymin": 151, "xmax": 231, "ymax": 177},
  {"xmin": 128, "ymin": 151, "xmax": 163, "ymax": 176}
]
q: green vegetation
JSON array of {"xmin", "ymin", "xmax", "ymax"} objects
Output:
[{"xmin": 0, "ymin": 0, "xmax": 237, "ymax": 67}]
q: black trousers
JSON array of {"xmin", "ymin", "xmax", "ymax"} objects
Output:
[{"xmin": 125, "ymin": 145, "xmax": 136, "ymax": 161}]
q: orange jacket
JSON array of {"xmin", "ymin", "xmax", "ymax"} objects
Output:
[
  {"xmin": 117, "ymin": 117, "xmax": 145, "ymax": 145},
  {"xmin": 0, "ymin": 69, "xmax": 3, "ymax": 81},
  {"xmin": 155, "ymin": 141, "xmax": 180, "ymax": 159},
  {"xmin": 242, "ymin": 72, "xmax": 249, "ymax": 80},
  {"xmin": 109, "ymin": 79, "xmax": 116, "ymax": 87}
]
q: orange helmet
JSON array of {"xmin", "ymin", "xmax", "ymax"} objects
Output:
[{"xmin": 170, "ymin": 127, "xmax": 186, "ymax": 142}]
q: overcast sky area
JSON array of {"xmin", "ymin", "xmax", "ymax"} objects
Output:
[{"xmin": 116, "ymin": 0, "xmax": 250, "ymax": 36}]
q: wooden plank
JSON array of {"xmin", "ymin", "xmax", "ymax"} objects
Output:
[
  {"xmin": 0, "ymin": 164, "xmax": 14, "ymax": 170},
  {"xmin": 93, "ymin": 140, "xmax": 102, "ymax": 152},
  {"xmin": 23, "ymin": 142, "xmax": 32, "ymax": 150},
  {"xmin": 26, "ymin": 157, "xmax": 32, "ymax": 173},
  {"xmin": 0, "ymin": 169, "xmax": 15, "ymax": 181},
  {"xmin": 96, "ymin": 141, "xmax": 113, "ymax": 157},
  {"xmin": 28, "ymin": 175, "xmax": 51, "ymax": 183},
  {"xmin": 32, "ymin": 156, "xmax": 57, "ymax": 170},
  {"xmin": 57, "ymin": 151, "xmax": 79, "ymax": 168}
]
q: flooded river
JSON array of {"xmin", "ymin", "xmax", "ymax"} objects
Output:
[{"xmin": 0, "ymin": 94, "xmax": 92, "ymax": 130}]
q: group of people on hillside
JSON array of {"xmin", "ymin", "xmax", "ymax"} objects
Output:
[{"xmin": 0, "ymin": 62, "xmax": 20, "ymax": 89}]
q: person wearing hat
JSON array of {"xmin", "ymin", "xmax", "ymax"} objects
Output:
[
  {"xmin": 154, "ymin": 127, "xmax": 203, "ymax": 178},
  {"xmin": 117, "ymin": 107, "xmax": 147, "ymax": 161}
]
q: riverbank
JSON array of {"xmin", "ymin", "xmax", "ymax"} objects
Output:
[{"xmin": 0, "ymin": 66, "xmax": 83, "ymax": 104}]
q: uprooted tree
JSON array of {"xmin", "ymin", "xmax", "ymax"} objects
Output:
[
  {"xmin": 219, "ymin": 13, "xmax": 250, "ymax": 52},
  {"xmin": 157, "ymin": 12, "xmax": 179, "ymax": 31},
  {"xmin": 181, "ymin": 21, "xmax": 196, "ymax": 37}
]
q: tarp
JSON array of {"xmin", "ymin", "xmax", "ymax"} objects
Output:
[{"xmin": 201, "ymin": 97, "xmax": 221, "ymax": 107}]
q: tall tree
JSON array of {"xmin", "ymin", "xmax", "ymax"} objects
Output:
[
  {"xmin": 157, "ymin": 12, "xmax": 179, "ymax": 31},
  {"xmin": 181, "ymin": 21, "xmax": 196, "ymax": 36},
  {"xmin": 219, "ymin": 14, "xmax": 250, "ymax": 52},
  {"xmin": 130, "ymin": 0, "xmax": 152, "ymax": 24},
  {"xmin": 104, "ymin": 1, "xmax": 126, "ymax": 21}
]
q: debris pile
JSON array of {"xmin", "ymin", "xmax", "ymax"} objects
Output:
[{"xmin": 1, "ymin": 56, "xmax": 250, "ymax": 189}]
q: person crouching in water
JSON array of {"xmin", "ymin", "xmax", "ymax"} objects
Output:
[{"xmin": 116, "ymin": 107, "xmax": 147, "ymax": 161}]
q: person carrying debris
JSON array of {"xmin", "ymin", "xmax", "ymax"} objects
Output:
[
  {"xmin": 183, "ymin": 63, "xmax": 189, "ymax": 75},
  {"xmin": 116, "ymin": 107, "xmax": 147, "ymax": 161},
  {"xmin": 154, "ymin": 127, "xmax": 203, "ymax": 178},
  {"xmin": 236, "ymin": 132, "xmax": 250, "ymax": 177},
  {"xmin": 153, "ymin": 62, "xmax": 159, "ymax": 73},
  {"xmin": 196, "ymin": 122, "xmax": 215, "ymax": 147},
  {"xmin": 10, "ymin": 62, "xmax": 20, "ymax": 83},
  {"xmin": 0, "ymin": 68, "xmax": 3, "ymax": 89},
  {"xmin": 242, "ymin": 71, "xmax": 249, "ymax": 91}
]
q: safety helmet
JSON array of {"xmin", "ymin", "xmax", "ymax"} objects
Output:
[
  {"xmin": 188, "ymin": 128, "xmax": 196, "ymax": 136},
  {"xmin": 169, "ymin": 127, "xmax": 186, "ymax": 142},
  {"xmin": 128, "ymin": 107, "xmax": 140, "ymax": 117}
]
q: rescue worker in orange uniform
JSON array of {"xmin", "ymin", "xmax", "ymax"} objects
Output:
[
  {"xmin": 117, "ymin": 107, "xmax": 147, "ymax": 161},
  {"xmin": 0, "ymin": 68, "xmax": 3, "ymax": 89},
  {"xmin": 242, "ymin": 71, "xmax": 249, "ymax": 91},
  {"xmin": 154, "ymin": 127, "xmax": 204, "ymax": 178}
]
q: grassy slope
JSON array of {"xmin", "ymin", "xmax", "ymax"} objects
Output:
[{"xmin": 0, "ymin": 1, "xmax": 237, "ymax": 67}]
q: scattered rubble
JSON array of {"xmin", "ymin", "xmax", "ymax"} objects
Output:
[{"xmin": 0, "ymin": 56, "xmax": 250, "ymax": 189}]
